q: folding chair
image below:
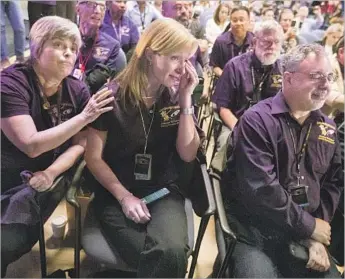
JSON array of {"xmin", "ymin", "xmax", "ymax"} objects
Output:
[
  {"xmin": 208, "ymin": 140, "xmax": 238, "ymax": 278},
  {"xmin": 66, "ymin": 151, "xmax": 216, "ymax": 278}
]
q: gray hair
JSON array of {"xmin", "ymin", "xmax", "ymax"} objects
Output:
[
  {"xmin": 253, "ymin": 20, "xmax": 284, "ymax": 41},
  {"xmin": 281, "ymin": 43, "xmax": 327, "ymax": 72},
  {"xmin": 29, "ymin": 16, "xmax": 82, "ymax": 61}
]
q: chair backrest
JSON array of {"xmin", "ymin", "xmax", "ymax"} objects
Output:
[{"xmin": 174, "ymin": 149, "xmax": 215, "ymax": 217}]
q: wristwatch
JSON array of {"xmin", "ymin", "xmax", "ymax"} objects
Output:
[{"xmin": 180, "ymin": 106, "xmax": 194, "ymax": 115}]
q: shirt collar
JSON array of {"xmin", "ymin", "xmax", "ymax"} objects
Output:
[
  {"xmin": 271, "ymin": 91, "xmax": 324, "ymax": 121},
  {"xmin": 227, "ymin": 31, "xmax": 252, "ymax": 46}
]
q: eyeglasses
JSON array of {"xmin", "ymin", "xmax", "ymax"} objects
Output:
[
  {"xmin": 292, "ymin": 71, "xmax": 338, "ymax": 83},
  {"xmin": 79, "ymin": 1, "xmax": 106, "ymax": 11},
  {"xmin": 258, "ymin": 38, "xmax": 282, "ymax": 48}
]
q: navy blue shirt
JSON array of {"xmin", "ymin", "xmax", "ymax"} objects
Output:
[
  {"xmin": 101, "ymin": 10, "xmax": 139, "ymax": 54},
  {"xmin": 76, "ymin": 30, "xmax": 120, "ymax": 73},
  {"xmin": 210, "ymin": 31, "xmax": 254, "ymax": 70},
  {"xmin": 212, "ymin": 51, "xmax": 282, "ymax": 118},
  {"xmin": 222, "ymin": 92, "xmax": 343, "ymax": 240}
]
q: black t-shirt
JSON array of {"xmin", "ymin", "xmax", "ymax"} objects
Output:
[
  {"xmin": 90, "ymin": 84, "xmax": 204, "ymax": 192},
  {"xmin": 1, "ymin": 63, "xmax": 90, "ymax": 192}
]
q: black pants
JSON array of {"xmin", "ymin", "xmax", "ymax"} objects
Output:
[
  {"xmin": 1, "ymin": 223, "xmax": 39, "ymax": 278},
  {"xmin": 94, "ymin": 188, "xmax": 189, "ymax": 278},
  {"xmin": 55, "ymin": 1, "xmax": 76, "ymax": 22},
  {"xmin": 27, "ymin": 2, "xmax": 56, "ymax": 29}
]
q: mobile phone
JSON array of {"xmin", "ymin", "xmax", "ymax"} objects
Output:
[{"xmin": 141, "ymin": 188, "xmax": 170, "ymax": 204}]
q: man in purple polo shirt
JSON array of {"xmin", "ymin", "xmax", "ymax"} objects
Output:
[
  {"xmin": 212, "ymin": 20, "xmax": 284, "ymax": 150},
  {"xmin": 101, "ymin": 1, "xmax": 139, "ymax": 58},
  {"xmin": 210, "ymin": 6, "xmax": 254, "ymax": 77},
  {"xmin": 74, "ymin": 0, "xmax": 121, "ymax": 93},
  {"xmin": 220, "ymin": 44, "xmax": 343, "ymax": 277}
]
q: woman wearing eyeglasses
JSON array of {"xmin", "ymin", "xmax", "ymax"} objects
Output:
[
  {"xmin": 85, "ymin": 18, "xmax": 204, "ymax": 277},
  {"xmin": 1, "ymin": 16, "xmax": 113, "ymax": 277}
]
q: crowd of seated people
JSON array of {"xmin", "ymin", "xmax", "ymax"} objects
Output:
[{"xmin": 1, "ymin": 0, "xmax": 344, "ymax": 278}]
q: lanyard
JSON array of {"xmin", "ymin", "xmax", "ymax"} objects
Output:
[
  {"xmin": 37, "ymin": 79, "xmax": 63, "ymax": 160},
  {"xmin": 251, "ymin": 66, "xmax": 271, "ymax": 103},
  {"xmin": 113, "ymin": 20, "xmax": 122, "ymax": 44},
  {"xmin": 138, "ymin": 104, "xmax": 155, "ymax": 154},
  {"xmin": 285, "ymin": 116, "xmax": 313, "ymax": 185},
  {"xmin": 140, "ymin": 10, "xmax": 146, "ymax": 31},
  {"xmin": 78, "ymin": 38, "xmax": 97, "ymax": 73}
]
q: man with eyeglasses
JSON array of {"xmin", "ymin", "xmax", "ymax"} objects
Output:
[
  {"xmin": 219, "ymin": 43, "xmax": 342, "ymax": 278},
  {"xmin": 212, "ymin": 20, "xmax": 283, "ymax": 152},
  {"xmin": 210, "ymin": 6, "xmax": 254, "ymax": 77},
  {"xmin": 74, "ymin": 0, "xmax": 121, "ymax": 94}
]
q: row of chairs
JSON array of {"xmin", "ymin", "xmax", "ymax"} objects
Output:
[{"xmin": 33, "ymin": 127, "xmax": 238, "ymax": 278}]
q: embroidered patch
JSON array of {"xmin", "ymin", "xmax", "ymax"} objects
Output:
[
  {"xmin": 159, "ymin": 106, "xmax": 180, "ymax": 127},
  {"xmin": 271, "ymin": 75, "xmax": 282, "ymax": 88},
  {"xmin": 317, "ymin": 121, "xmax": 335, "ymax": 144},
  {"xmin": 93, "ymin": 47, "xmax": 110, "ymax": 60}
]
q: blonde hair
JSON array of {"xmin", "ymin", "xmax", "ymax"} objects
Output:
[
  {"xmin": 29, "ymin": 16, "xmax": 82, "ymax": 61},
  {"xmin": 325, "ymin": 23, "xmax": 344, "ymax": 38},
  {"xmin": 114, "ymin": 18, "xmax": 198, "ymax": 107}
]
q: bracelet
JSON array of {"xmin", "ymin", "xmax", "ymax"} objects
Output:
[
  {"xmin": 119, "ymin": 193, "xmax": 133, "ymax": 206},
  {"xmin": 180, "ymin": 106, "xmax": 194, "ymax": 115}
]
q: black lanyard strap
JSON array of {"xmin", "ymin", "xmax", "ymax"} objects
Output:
[
  {"xmin": 285, "ymin": 116, "xmax": 313, "ymax": 184},
  {"xmin": 251, "ymin": 66, "xmax": 271, "ymax": 103}
]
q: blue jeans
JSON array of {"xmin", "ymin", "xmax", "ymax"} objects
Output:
[{"xmin": 0, "ymin": 0, "xmax": 25, "ymax": 60}]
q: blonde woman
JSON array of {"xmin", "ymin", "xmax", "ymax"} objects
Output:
[
  {"xmin": 205, "ymin": 3, "xmax": 230, "ymax": 52},
  {"xmin": 318, "ymin": 23, "xmax": 344, "ymax": 58},
  {"xmin": 85, "ymin": 18, "xmax": 203, "ymax": 277}
]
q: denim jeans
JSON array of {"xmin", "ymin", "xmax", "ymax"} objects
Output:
[{"xmin": 0, "ymin": 0, "xmax": 25, "ymax": 60}]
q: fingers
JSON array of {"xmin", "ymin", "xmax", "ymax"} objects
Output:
[
  {"xmin": 96, "ymin": 96, "xmax": 115, "ymax": 108},
  {"xmin": 135, "ymin": 205, "xmax": 150, "ymax": 224},
  {"xmin": 128, "ymin": 210, "xmax": 140, "ymax": 223},
  {"xmin": 29, "ymin": 175, "xmax": 49, "ymax": 192},
  {"xmin": 141, "ymin": 201, "xmax": 151, "ymax": 219},
  {"xmin": 94, "ymin": 88, "xmax": 113, "ymax": 102}
]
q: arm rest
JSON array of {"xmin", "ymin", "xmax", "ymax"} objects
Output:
[
  {"xmin": 66, "ymin": 160, "xmax": 87, "ymax": 209},
  {"xmin": 209, "ymin": 170, "xmax": 237, "ymax": 241}
]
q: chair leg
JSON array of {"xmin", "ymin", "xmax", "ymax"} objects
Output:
[
  {"xmin": 188, "ymin": 215, "xmax": 211, "ymax": 278},
  {"xmin": 37, "ymin": 202, "xmax": 47, "ymax": 278},
  {"xmin": 216, "ymin": 240, "xmax": 236, "ymax": 278},
  {"xmin": 74, "ymin": 204, "xmax": 82, "ymax": 278}
]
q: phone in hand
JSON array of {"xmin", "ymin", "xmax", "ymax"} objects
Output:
[{"xmin": 141, "ymin": 188, "xmax": 170, "ymax": 205}]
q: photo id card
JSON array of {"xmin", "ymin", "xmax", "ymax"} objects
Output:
[
  {"xmin": 134, "ymin": 154, "xmax": 152, "ymax": 180},
  {"xmin": 73, "ymin": 68, "xmax": 84, "ymax": 81},
  {"xmin": 290, "ymin": 184, "xmax": 309, "ymax": 208}
]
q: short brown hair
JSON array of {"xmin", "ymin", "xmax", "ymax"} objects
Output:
[{"xmin": 213, "ymin": 3, "xmax": 230, "ymax": 25}]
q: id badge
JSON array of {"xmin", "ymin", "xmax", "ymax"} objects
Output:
[
  {"xmin": 73, "ymin": 68, "xmax": 84, "ymax": 81},
  {"xmin": 290, "ymin": 184, "xmax": 309, "ymax": 208},
  {"xmin": 134, "ymin": 154, "xmax": 152, "ymax": 180}
]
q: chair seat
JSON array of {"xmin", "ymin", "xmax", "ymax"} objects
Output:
[{"xmin": 81, "ymin": 198, "xmax": 195, "ymax": 271}]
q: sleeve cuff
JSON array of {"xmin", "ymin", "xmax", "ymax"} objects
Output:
[{"xmin": 295, "ymin": 211, "xmax": 316, "ymax": 239}]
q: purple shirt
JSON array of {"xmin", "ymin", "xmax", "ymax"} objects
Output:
[
  {"xmin": 212, "ymin": 51, "xmax": 282, "ymax": 118},
  {"xmin": 76, "ymin": 30, "xmax": 120, "ymax": 73},
  {"xmin": 101, "ymin": 10, "xmax": 139, "ymax": 54},
  {"xmin": 222, "ymin": 92, "xmax": 343, "ymax": 240},
  {"xmin": 210, "ymin": 31, "xmax": 254, "ymax": 69},
  {"xmin": 1, "ymin": 63, "xmax": 90, "ymax": 193}
]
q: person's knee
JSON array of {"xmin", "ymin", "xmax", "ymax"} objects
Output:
[
  {"xmin": 156, "ymin": 241, "xmax": 188, "ymax": 267},
  {"xmin": 231, "ymin": 242, "xmax": 278, "ymax": 278}
]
